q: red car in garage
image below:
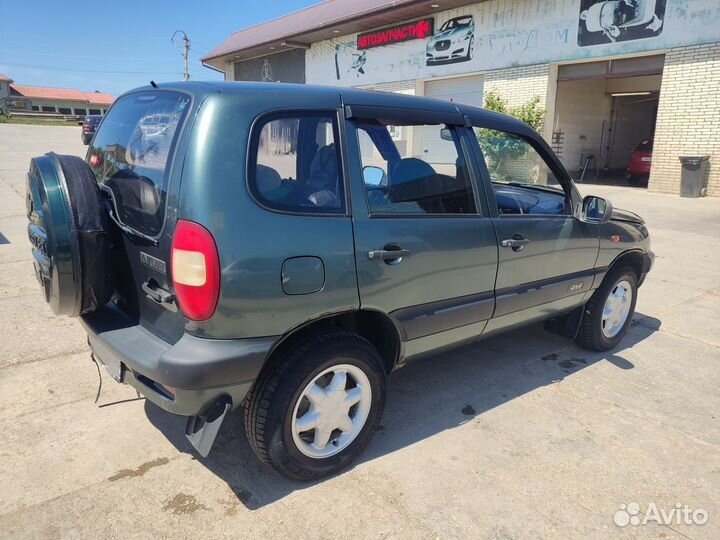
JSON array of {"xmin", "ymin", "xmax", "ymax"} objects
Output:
[{"xmin": 627, "ymin": 139, "xmax": 653, "ymax": 184}]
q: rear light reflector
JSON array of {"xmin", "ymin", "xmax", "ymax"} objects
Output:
[{"xmin": 171, "ymin": 220, "xmax": 220, "ymax": 321}]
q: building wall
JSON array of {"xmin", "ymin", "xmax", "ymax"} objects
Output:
[
  {"xmin": 307, "ymin": 0, "xmax": 720, "ymax": 87},
  {"xmin": 25, "ymin": 99, "xmax": 107, "ymax": 114},
  {"xmin": 649, "ymin": 42, "xmax": 720, "ymax": 196},
  {"xmin": 482, "ymin": 63, "xmax": 555, "ymax": 145},
  {"xmin": 483, "ymin": 64, "xmax": 549, "ymax": 108},
  {"xmin": 553, "ymin": 78, "xmax": 613, "ymax": 172}
]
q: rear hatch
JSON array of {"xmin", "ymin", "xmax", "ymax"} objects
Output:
[{"xmin": 87, "ymin": 90, "xmax": 192, "ymax": 343}]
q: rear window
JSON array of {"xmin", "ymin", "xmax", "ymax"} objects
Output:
[
  {"xmin": 87, "ymin": 91, "xmax": 190, "ymax": 236},
  {"xmin": 636, "ymin": 140, "xmax": 653, "ymax": 152}
]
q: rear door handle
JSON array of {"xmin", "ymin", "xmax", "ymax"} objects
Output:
[
  {"xmin": 142, "ymin": 280, "xmax": 176, "ymax": 306},
  {"xmin": 501, "ymin": 235, "xmax": 531, "ymax": 252},
  {"xmin": 368, "ymin": 248, "xmax": 410, "ymax": 261}
]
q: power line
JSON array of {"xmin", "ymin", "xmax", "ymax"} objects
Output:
[
  {"xmin": 0, "ymin": 48, "xmax": 180, "ymax": 62},
  {"xmin": 188, "ymin": 40, "xmax": 213, "ymax": 53},
  {"xmin": 0, "ymin": 62, "xmax": 182, "ymax": 76}
]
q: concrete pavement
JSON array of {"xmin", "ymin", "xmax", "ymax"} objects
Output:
[{"xmin": 1, "ymin": 123, "xmax": 718, "ymax": 540}]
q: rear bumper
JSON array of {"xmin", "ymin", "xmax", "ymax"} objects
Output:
[{"xmin": 81, "ymin": 304, "xmax": 278, "ymax": 416}]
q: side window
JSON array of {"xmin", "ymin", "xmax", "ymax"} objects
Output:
[
  {"xmin": 251, "ymin": 114, "xmax": 344, "ymax": 214},
  {"xmin": 475, "ymin": 128, "xmax": 568, "ymax": 216},
  {"xmin": 356, "ymin": 121, "xmax": 476, "ymax": 215}
]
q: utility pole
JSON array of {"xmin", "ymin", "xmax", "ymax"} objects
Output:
[{"xmin": 171, "ymin": 30, "xmax": 190, "ymax": 81}]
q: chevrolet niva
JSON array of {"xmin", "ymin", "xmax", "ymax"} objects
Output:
[{"xmin": 26, "ymin": 82, "xmax": 653, "ymax": 480}]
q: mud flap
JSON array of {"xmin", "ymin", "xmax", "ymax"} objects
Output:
[
  {"xmin": 544, "ymin": 306, "xmax": 584, "ymax": 340},
  {"xmin": 185, "ymin": 399, "xmax": 232, "ymax": 458}
]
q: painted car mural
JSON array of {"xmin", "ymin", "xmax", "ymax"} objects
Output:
[
  {"xmin": 580, "ymin": 0, "xmax": 664, "ymax": 44},
  {"xmin": 426, "ymin": 15, "xmax": 475, "ymax": 66},
  {"xmin": 334, "ymin": 44, "xmax": 368, "ymax": 79}
]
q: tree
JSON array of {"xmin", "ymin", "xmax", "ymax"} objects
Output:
[{"xmin": 476, "ymin": 92, "xmax": 546, "ymax": 178}]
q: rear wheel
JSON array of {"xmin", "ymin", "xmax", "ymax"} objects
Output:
[
  {"xmin": 577, "ymin": 267, "xmax": 638, "ymax": 351},
  {"xmin": 244, "ymin": 331, "xmax": 386, "ymax": 481}
]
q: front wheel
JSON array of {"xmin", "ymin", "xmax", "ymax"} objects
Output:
[
  {"xmin": 577, "ymin": 267, "xmax": 638, "ymax": 351},
  {"xmin": 244, "ymin": 331, "xmax": 386, "ymax": 481}
]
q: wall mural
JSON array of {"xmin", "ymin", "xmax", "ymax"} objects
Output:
[
  {"xmin": 235, "ymin": 49, "xmax": 306, "ymax": 83},
  {"xmin": 578, "ymin": 0, "xmax": 667, "ymax": 46},
  {"xmin": 308, "ymin": 0, "xmax": 719, "ymax": 86}
]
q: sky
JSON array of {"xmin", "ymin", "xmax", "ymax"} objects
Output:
[{"xmin": 0, "ymin": 0, "xmax": 318, "ymax": 96}]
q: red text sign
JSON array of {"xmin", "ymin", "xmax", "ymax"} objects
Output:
[{"xmin": 357, "ymin": 18, "xmax": 434, "ymax": 50}]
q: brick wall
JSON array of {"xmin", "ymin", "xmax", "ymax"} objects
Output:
[
  {"xmin": 359, "ymin": 80, "xmax": 416, "ymax": 94},
  {"xmin": 482, "ymin": 64, "xmax": 550, "ymax": 108},
  {"xmin": 649, "ymin": 43, "xmax": 720, "ymax": 196},
  {"xmin": 476, "ymin": 65, "xmax": 552, "ymax": 186}
]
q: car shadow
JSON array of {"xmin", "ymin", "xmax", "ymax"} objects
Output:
[{"xmin": 144, "ymin": 312, "xmax": 661, "ymax": 510}]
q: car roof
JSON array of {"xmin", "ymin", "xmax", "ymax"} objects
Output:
[{"xmin": 117, "ymin": 80, "xmax": 529, "ymax": 131}]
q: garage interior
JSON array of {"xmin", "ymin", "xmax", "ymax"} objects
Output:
[{"xmin": 552, "ymin": 55, "xmax": 664, "ymax": 187}]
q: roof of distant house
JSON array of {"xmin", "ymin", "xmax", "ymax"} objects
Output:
[
  {"xmin": 0, "ymin": 73, "xmax": 14, "ymax": 82},
  {"xmin": 9, "ymin": 84, "xmax": 114, "ymax": 105}
]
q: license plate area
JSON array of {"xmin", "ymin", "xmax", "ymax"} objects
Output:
[{"xmin": 99, "ymin": 354, "xmax": 124, "ymax": 383}]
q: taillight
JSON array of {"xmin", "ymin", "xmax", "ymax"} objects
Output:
[{"xmin": 171, "ymin": 220, "xmax": 220, "ymax": 321}]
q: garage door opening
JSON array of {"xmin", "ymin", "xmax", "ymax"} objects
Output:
[{"xmin": 552, "ymin": 55, "xmax": 663, "ymax": 188}]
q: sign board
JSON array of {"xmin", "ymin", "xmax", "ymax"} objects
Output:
[{"xmin": 357, "ymin": 18, "xmax": 434, "ymax": 50}]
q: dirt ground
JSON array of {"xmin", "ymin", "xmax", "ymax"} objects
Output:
[{"xmin": 1, "ymin": 123, "xmax": 719, "ymax": 539}]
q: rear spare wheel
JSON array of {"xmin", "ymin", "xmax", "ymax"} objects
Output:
[{"xmin": 26, "ymin": 152, "xmax": 114, "ymax": 316}]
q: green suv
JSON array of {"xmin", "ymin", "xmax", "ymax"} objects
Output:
[{"xmin": 26, "ymin": 82, "xmax": 653, "ymax": 480}]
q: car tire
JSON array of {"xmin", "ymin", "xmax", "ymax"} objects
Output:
[
  {"xmin": 465, "ymin": 35, "xmax": 474, "ymax": 61},
  {"xmin": 26, "ymin": 152, "xmax": 115, "ymax": 316},
  {"xmin": 244, "ymin": 330, "xmax": 386, "ymax": 481},
  {"xmin": 576, "ymin": 266, "xmax": 638, "ymax": 351}
]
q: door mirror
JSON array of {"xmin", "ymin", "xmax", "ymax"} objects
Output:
[
  {"xmin": 363, "ymin": 165, "xmax": 386, "ymax": 186},
  {"xmin": 580, "ymin": 195, "xmax": 613, "ymax": 224},
  {"xmin": 440, "ymin": 128, "xmax": 453, "ymax": 141}
]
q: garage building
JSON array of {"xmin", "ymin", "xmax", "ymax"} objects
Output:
[{"xmin": 202, "ymin": 0, "xmax": 720, "ymax": 196}]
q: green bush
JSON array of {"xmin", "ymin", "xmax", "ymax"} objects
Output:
[{"xmin": 477, "ymin": 92, "xmax": 546, "ymax": 176}]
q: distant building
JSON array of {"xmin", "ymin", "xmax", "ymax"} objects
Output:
[
  {"xmin": 202, "ymin": 0, "xmax": 720, "ymax": 196},
  {"xmin": 0, "ymin": 74, "xmax": 113, "ymax": 116}
]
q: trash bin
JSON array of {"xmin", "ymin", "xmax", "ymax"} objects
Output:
[{"xmin": 679, "ymin": 155, "xmax": 710, "ymax": 198}]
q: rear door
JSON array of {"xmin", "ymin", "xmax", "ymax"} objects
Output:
[
  {"xmin": 344, "ymin": 103, "xmax": 498, "ymax": 359},
  {"xmin": 87, "ymin": 90, "xmax": 192, "ymax": 343}
]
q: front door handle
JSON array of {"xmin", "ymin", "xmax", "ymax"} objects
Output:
[
  {"xmin": 368, "ymin": 248, "xmax": 410, "ymax": 262},
  {"xmin": 501, "ymin": 235, "xmax": 531, "ymax": 252}
]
